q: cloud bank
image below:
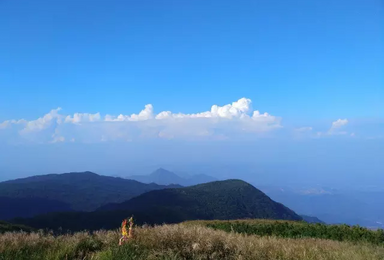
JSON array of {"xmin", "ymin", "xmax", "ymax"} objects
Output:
[
  {"xmin": 1, "ymin": 98, "xmax": 364, "ymax": 144},
  {"xmin": 0, "ymin": 98, "xmax": 286, "ymax": 143}
]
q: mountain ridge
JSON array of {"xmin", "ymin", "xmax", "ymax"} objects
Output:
[
  {"xmin": 0, "ymin": 171, "xmax": 179, "ymax": 219},
  {"xmin": 127, "ymin": 168, "xmax": 217, "ymax": 186},
  {"xmin": 12, "ymin": 179, "xmax": 302, "ymax": 231},
  {"xmin": 99, "ymin": 179, "xmax": 302, "ymax": 221}
]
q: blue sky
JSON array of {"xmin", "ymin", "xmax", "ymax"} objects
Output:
[
  {"xmin": 0, "ymin": 0, "xmax": 383, "ymax": 183},
  {"xmin": 1, "ymin": 0, "xmax": 382, "ymax": 120}
]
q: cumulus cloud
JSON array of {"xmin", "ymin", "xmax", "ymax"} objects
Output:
[
  {"xmin": 0, "ymin": 98, "xmax": 282, "ymax": 143},
  {"xmin": 105, "ymin": 104, "xmax": 154, "ymax": 121},
  {"xmin": 0, "ymin": 119, "xmax": 26, "ymax": 129},
  {"xmin": 65, "ymin": 112, "xmax": 101, "ymax": 124},
  {"xmin": 311, "ymin": 119, "xmax": 350, "ymax": 138},
  {"xmin": 331, "ymin": 119, "xmax": 348, "ymax": 130},
  {"xmin": 20, "ymin": 108, "xmax": 62, "ymax": 134},
  {"xmin": 105, "ymin": 98, "xmax": 254, "ymax": 121},
  {"xmin": 328, "ymin": 119, "xmax": 348, "ymax": 135},
  {"xmin": 2, "ymin": 99, "xmax": 365, "ymax": 143}
]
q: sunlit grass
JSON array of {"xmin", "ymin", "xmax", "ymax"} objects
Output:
[
  {"xmin": 1, "ymin": 222, "xmax": 384, "ymax": 260},
  {"xmin": 185, "ymin": 219, "xmax": 384, "ymax": 244}
]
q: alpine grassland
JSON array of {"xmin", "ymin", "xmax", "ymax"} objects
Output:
[
  {"xmin": 187, "ymin": 219, "xmax": 384, "ymax": 244},
  {"xmin": 2, "ymin": 220, "xmax": 384, "ymax": 260}
]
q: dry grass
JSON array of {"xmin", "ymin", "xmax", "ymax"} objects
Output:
[
  {"xmin": 1, "ymin": 224, "xmax": 384, "ymax": 260},
  {"xmin": 184, "ymin": 219, "xmax": 384, "ymax": 244}
]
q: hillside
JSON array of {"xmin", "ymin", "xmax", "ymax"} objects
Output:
[
  {"xmin": 0, "ymin": 171, "xmax": 179, "ymax": 219},
  {"xmin": 100, "ymin": 179, "xmax": 302, "ymax": 221},
  {"xmin": 0, "ymin": 220, "xmax": 34, "ymax": 233},
  {"xmin": 12, "ymin": 180, "xmax": 301, "ymax": 231},
  {"xmin": 127, "ymin": 168, "xmax": 216, "ymax": 186},
  {"xmin": 0, "ymin": 197, "xmax": 73, "ymax": 220}
]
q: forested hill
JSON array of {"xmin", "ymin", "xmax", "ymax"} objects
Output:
[
  {"xmin": 0, "ymin": 171, "xmax": 179, "ymax": 218},
  {"xmin": 100, "ymin": 179, "xmax": 302, "ymax": 221},
  {"xmin": 12, "ymin": 180, "xmax": 301, "ymax": 232}
]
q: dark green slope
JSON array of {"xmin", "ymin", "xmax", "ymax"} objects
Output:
[
  {"xmin": 99, "ymin": 179, "xmax": 302, "ymax": 221},
  {"xmin": 0, "ymin": 220, "xmax": 35, "ymax": 233},
  {"xmin": 0, "ymin": 171, "xmax": 179, "ymax": 216},
  {"xmin": 0, "ymin": 197, "xmax": 73, "ymax": 220},
  {"xmin": 12, "ymin": 180, "xmax": 301, "ymax": 232}
]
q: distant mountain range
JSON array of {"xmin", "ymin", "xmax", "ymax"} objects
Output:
[
  {"xmin": 0, "ymin": 171, "xmax": 179, "ymax": 219},
  {"xmin": 260, "ymin": 185, "xmax": 384, "ymax": 228},
  {"xmin": 0, "ymin": 168, "xmax": 214, "ymax": 220},
  {"xmin": 12, "ymin": 179, "xmax": 302, "ymax": 231},
  {"xmin": 127, "ymin": 168, "xmax": 217, "ymax": 186}
]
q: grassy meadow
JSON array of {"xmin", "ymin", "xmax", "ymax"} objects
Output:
[
  {"xmin": 187, "ymin": 219, "xmax": 384, "ymax": 244},
  {"xmin": 1, "ymin": 221, "xmax": 384, "ymax": 260}
]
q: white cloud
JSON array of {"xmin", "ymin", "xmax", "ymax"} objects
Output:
[
  {"xmin": 312, "ymin": 119, "xmax": 350, "ymax": 138},
  {"xmin": 328, "ymin": 119, "xmax": 348, "ymax": 135},
  {"xmin": 0, "ymin": 98, "xmax": 282, "ymax": 143},
  {"xmin": 155, "ymin": 98, "xmax": 252, "ymax": 119},
  {"xmin": 331, "ymin": 119, "xmax": 348, "ymax": 130},
  {"xmin": 295, "ymin": 127, "xmax": 313, "ymax": 132},
  {"xmin": 105, "ymin": 104, "xmax": 154, "ymax": 121},
  {"xmin": 20, "ymin": 108, "xmax": 62, "ymax": 134},
  {"xmin": 51, "ymin": 128, "xmax": 65, "ymax": 143},
  {"xmin": 65, "ymin": 112, "xmax": 101, "ymax": 124},
  {"xmin": 0, "ymin": 119, "xmax": 26, "ymax": 129}
]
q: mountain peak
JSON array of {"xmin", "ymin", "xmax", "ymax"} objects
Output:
[
  {"xmin": 99, "ymin": 179, "xmax": 302, "ymax": 223},
  {"xmin": 151, "ymin": 168, "xmax": 178, "ymax": 177}
]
